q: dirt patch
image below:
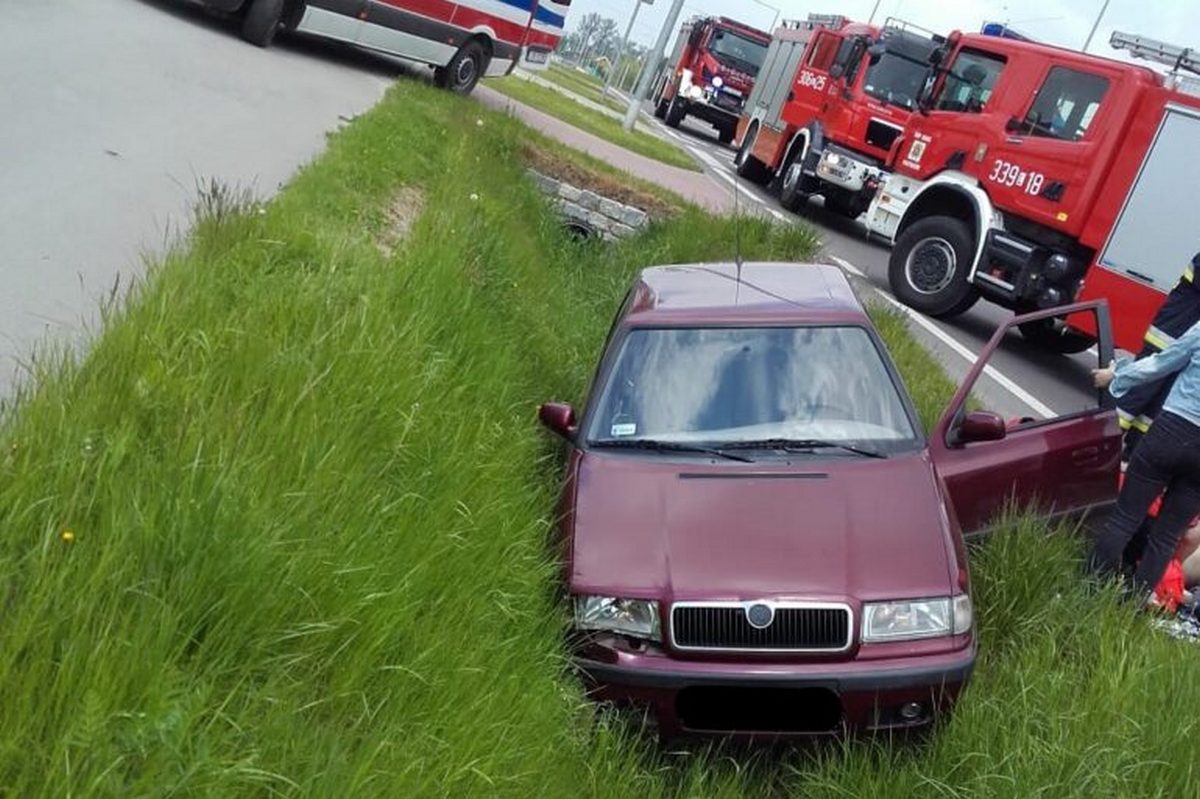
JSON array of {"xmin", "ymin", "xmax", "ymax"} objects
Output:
[
  {"xmin": 376, "ymin": 185, "xmax": 426, "ymax": 257},
  {"xmin": 521, "ymin": 145, "xmax": 681, "ymax": 219}
]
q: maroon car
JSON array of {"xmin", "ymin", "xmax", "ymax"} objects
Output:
[{"xmin": 539, "ymin": 263, "xmax": 1120, "ymax": 737}]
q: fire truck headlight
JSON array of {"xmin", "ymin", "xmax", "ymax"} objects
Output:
[{"xmin": 712, "ymin": 76, "xmax": 724, "ymax": 89}]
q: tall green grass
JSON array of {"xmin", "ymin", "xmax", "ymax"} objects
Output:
[{"xmin": 1, "ymin": 80, "xmax": 1198, "ymax": 797}]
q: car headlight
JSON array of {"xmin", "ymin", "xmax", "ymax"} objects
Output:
[
  {"xmin": 575, "ymin": 596, "xmax": 661, "ymax": 641},
  {"xmin": 861, "ymin": 594, "xmax": 972, "ymax": 642},
  {"xmin": 712, "ymin": 76, "xmax": 724, "ymax": 89}
]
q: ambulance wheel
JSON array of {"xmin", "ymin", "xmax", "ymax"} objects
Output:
[
  {"xmin": 1018, "ymin": 318, "xmax": 1096, "ymax": 355},
  {"xmin": 889, "ymin": 215, "xmax": 980, "ymax": 318},
  {"xmin": 241, "ymin": 0, "xmax": 285, "ymax": 47},
  {"xmin": 664, "ymin": 97, "xmax": 685, "ymax": 128},
  {"xmin": 436, "ymin": 41, "xmax": 488, "ymax": 95}
]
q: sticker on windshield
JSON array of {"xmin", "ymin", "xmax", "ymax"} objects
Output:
[{"xmin": 611, "ymin": 423, "xmax": 637, "ymax": 438}]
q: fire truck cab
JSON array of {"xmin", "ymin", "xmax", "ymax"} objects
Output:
[
  {"xmin": 867, "ymin": 29, "xmax": 1200, "ymax": 353},
  {"xmin": 734, "ymin": 15, "xmax": 941, "ymax": 219},
  {"xmin": 651, "ymin": 16, "xmax": 772, "ymax": 145}
]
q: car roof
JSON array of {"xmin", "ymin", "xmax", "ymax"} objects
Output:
[{"xmin": 622, "ymin": 263, "xmax": 870, "ymax": 326}]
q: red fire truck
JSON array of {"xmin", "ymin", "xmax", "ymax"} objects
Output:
[
  {"xmin": 734, "ymin": 15, "xmax": 941, "ymax": 219},
  {"xmin": 866, "ymin": 30, "xmax": 1200, "ymax": 353},
  {"xmin": 650, "ymin": 16, "xmax": 772, "ymax": 145}
]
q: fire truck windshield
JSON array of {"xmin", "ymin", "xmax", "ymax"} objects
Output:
[
  {"xmin": 709, "ymin": 28, "xmax": 769, "ymax": 74},
  {"xmin": 863, "ymin": 50, "xmax": 930, "ymax": 109},
  {"xmin": 932, "ymin": 48, "xmax": 1006, "ymax": 113}
]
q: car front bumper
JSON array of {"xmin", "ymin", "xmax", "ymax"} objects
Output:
[{"xmin": 576, "ymin": 642, "xmax": 976, "ymax": 737}]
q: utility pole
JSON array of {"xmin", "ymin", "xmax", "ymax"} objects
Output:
[
  {"xmin": 623, "ymin": 0, "xmax": 686, "ymax": 132},
  {"xmin": 603, "ymin": 0, "xmax": 649, "ymax": 98},
  {"xmin": 1082, "ymin": 0, "xmax": 1112, "ymax": 52}
]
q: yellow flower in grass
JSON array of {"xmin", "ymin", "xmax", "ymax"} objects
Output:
[{"xmin": 60, "ymin": 529, "xmax": 75, "ymax": 544}]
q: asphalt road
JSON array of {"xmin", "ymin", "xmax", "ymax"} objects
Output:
[
  {"xmin": 0, "ymin": 0, "xmax": 405, "ymax": 395},
  {"xmin": 643, "ymin": 112, "xmax": 1101, "ymax": 423}
]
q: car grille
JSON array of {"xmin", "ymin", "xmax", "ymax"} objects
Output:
[{"xmin": 671, "ymin": 603, "xmax": 852, "ymax": 652}]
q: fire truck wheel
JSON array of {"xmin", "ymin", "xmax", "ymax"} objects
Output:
[
  {"xmin": 436, "ymin": 41, "xmax": 488, "ymax": 95},
  {"xmin": 890, "ymin": 216, "xmax": 980, "ymax": 318},
  {"xmin": 734, "ymin": 137, "xmax": 771, "ymax": 185},
  {"xmin": 654, "ymin": 98, "xmax": 668, "ymax": 119},
  {"xmin": 778, "ymin": 156, "xmax": 810, "ymax": 213},
  {"xmin": 664, "ymin": 97, "xmax": 685, "ymax": 128},
  {"xmin": 1017, "ymin": 318, "xmax": 1096, "ymax": 354},
  {"xmin": 240, "ymin": 0, "xmax": 285, "ymax": 47},
  {"xmin": 718, "ymin": 126, "xmax": 735, "ymax": 146}
]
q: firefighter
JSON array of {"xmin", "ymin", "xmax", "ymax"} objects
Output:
[
  {"xmin": 1090, "ymin": 294, "xmax": 1200, "ymax": 602},
  {"xmin": 1116, "ymin": 255, "xmax": 1200, "ymax": 572}
]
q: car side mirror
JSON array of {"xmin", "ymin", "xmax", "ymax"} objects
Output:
[
  {"xmin": 538, "ymin": 402, "xmax": 577, "ymax": 440},
  {"xmin": 955, "ymin": 410, "xmax": 1008, "ymax": 445}
]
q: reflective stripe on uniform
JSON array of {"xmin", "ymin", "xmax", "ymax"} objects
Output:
[
  {"xmin": 1117, "ymin": 408, "xmax": 1152, "ymax": 432},
  {"xmin": 1144, "ymin": 325, "xmax": 1175, "ymax": 350},
  {"xmin": 1185, "ymin": 263, "xmax": 1194, "ymax": 284}
]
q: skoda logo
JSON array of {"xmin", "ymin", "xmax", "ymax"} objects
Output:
[{"xmin": 745, "ymin": 602, "xmax": 774, "ymax": 629}]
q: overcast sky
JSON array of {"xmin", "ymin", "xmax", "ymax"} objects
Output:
[{"xmin": 566, "ymin": 0, "xmax": 1200, "ymax": 61}]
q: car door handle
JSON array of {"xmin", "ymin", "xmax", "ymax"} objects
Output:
[{"xmin": 1071, "ymin": 445, "xmax": 1102, "ymax": 464}]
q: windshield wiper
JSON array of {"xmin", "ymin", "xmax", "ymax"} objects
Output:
[
  {"xmin": 591, "ymin": 439, "xmax": 755, "ymax": 463},
  {"xmin": 722, "ymin": 438, "xmax": 886, "ymax": 459}
]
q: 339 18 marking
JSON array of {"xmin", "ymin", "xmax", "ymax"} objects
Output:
[{"xmin": 988, "ymin": 159, "xmax": 1046, "ymax": 196}]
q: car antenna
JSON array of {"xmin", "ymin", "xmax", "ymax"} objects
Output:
[{"xmin": 733, "ymin": 133, "xmax": 744, "ymax": 301}]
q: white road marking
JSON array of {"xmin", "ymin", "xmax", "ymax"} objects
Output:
[{"xmin": 828, "ymin": 255, "xmax": 1057, "ymax": 419}]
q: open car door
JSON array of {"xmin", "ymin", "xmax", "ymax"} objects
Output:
[{"xmin": 931, "ymin": 301, "xmax": 1122, "ymax": 535}]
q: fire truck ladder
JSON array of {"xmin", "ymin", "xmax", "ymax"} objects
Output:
[{"xmin": 1111, "ymin": 31, "xmax": 1200, "ymax": 77}]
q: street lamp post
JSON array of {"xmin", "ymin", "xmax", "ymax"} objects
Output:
[
  {"xmin": 603, "ymin": 0, "xmax": 649, "ymax": 98},
  {"xmin": 622, "ymin": 0, "xmax": 686, "ymax": 132},
  {"xmin": 1082, "ymin": 0, "xmax": 1113, "ymax": 52}
]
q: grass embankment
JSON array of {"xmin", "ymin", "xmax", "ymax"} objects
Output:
[
  {"xmin": 491, "ymin": 76, "xmax": 699, "ymax": 172},
  {"xmin": 2, "ymin": 80, "xmax": 1199, "ymax": 797},
  {"xmin": 538, "ymin": 65, "xmax": 629, "ymax": 114}
]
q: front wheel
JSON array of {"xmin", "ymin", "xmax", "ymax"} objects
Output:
[
  {"xmin": 664, "ymin": 96, "xmax": 685, "ymax": 128},
  {"xmin": 888, "ymin": 215, "xmax": 980, "ymax": 318},
  {"xmin": 778, "ymin": 154, "xmax": 810, "ymax": 213},
  {"xmin": 435, "ymin": 41, "xmax": 488, "ymax": 95},
  {"xmin": 1018, "ymin": 318, "xmax": 1096, "ymax": 354},
  {"xmin": 241, "ymin": 0, "xmax": 285, "ymax": 47},
  {"xmin": 718, "ymin": 126, "xmax": 735, "ymax": 146}
]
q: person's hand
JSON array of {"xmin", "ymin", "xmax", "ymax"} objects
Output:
[{"xmin": 1092, "ymin": 361, "xmax": 1116, "ymax": 389}]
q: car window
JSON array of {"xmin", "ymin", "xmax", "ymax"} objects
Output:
[
  {"xmin": 585, "ymin": 326, "xmax": 920, "ymax": 452},
  {"xmin": 934, "ymin": 48, "xmax": 1006, "ymax": 113},
  {"xmin": 1021, "ymin": 66, "xmax": 1110, "ymax": 141}
]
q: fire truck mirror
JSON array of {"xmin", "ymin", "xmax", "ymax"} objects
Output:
[
  {"xmin": 830, "ymin": 63, "xmax": 845, "ymax": 79},
  {"xmin": 867, "ymin": 42, "xmax": 886, "ymax": 65},
  {"xmin": 1005, "ymin": 116, "xmax": 1024, "ymax": 133}
]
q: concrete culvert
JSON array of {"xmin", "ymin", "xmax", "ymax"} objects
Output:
[{"xmin": 562, "ymin": 221, "xmax": 597, "ymax": 241}]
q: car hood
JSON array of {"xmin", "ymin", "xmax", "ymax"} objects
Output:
[{"xmin": 570, "ymin": 450, "xmax": 955, "ymax": 603}]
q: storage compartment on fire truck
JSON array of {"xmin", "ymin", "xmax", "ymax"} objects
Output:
[{"xmin": 1098, "ymin": 106, "xmax": 1200, "ymax": 291}]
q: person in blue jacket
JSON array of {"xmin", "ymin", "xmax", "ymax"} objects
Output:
[{"xmin": 1090, "ymin": 317, "xmax": 1200, "ymax": 601}]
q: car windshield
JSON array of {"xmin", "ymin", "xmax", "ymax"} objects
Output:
[
  {"xmin": 586, "ymin": 326, "xmax": 920, "ymax": 454},
  {"xmin": 863, "ymin": 34, "xmax": 938, "ymax": 110},
  {"xmin": 709, "ymin": 29, "xmax": 768, "ymax": 74}
]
